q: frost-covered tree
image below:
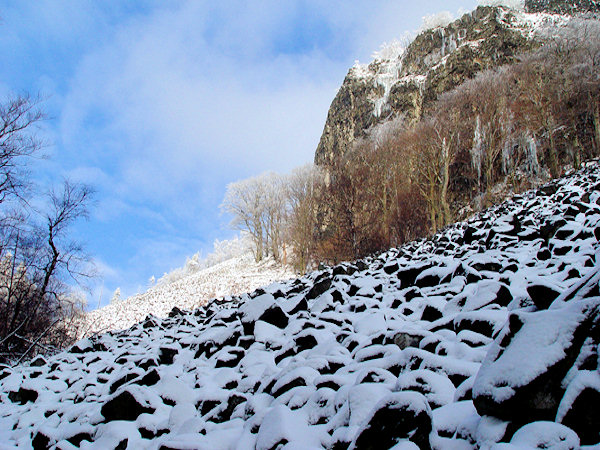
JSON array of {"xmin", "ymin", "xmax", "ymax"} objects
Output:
[
  {"xmin": 110, "ymin": 288, "xmax": 121, "ymax": 303},
  {"xmin": 221, "ymin": 172, "xmax": 288, "ymax": 263}
]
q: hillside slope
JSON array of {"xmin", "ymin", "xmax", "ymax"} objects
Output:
[
  {"xmin": 79, "ymin": 255, "xmax": 295, "ymax": 338},
  {"xmin": 1, "ymin": 163, "xmax": 600, "ymax": 448}
]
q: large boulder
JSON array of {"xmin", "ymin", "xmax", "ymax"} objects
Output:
[
  {"xmin": 473, "ymin": 297, "xmax": 600, "ymax": 426},
  {"xmin": 351, "ymin": 391, "xmax": 433, "ymax": 450}
]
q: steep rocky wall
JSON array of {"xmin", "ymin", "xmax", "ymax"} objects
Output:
[
  {"xmin": 314, "ymin": 5, "xmax": 545, "ymax": 166},
  {"xmin": 525, "ymin": 0, "xmax": 600, "ymax": 14}
]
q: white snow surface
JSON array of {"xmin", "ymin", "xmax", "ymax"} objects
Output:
[
  {"xmin": 1, "ymin": 163, "xmax": 600, "ymax": 448},
  {"xmin": 79, "ymin": 254, "xmax": 295, "ymax": 338}
]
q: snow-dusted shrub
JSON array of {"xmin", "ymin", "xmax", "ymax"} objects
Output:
[
  {"xmin": 420, "ymin": 12, "xmax": 454, "ymax": 31},
  {"xmin": 372, "ymin": 39, "xmax": 406, "ymax": 61},
  {"xmin": 156, "ymin": 233, "xmax": 254, "ymax": 286}
]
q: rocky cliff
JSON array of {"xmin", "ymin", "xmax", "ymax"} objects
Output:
[{"xmin": 314, "ymin": 4, "xmax": 580, "ymax": 166}]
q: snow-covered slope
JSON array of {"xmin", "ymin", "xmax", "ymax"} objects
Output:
[
  {"xmin": 80, "ymin": 254, "xmax": 295, "ymax": 338},
  {"xmin": 2, "ymin": 163, "xmax": 600, "ymax": 448}
]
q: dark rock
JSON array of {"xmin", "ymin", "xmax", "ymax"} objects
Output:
[
  {"xmin": 415, "ymin": 274, "xmax": 440, "ymax": 289},
  {"xmin": 67, "ymin": 432, "xmax": 93, "ymax": 446},
  {"xmin": 288, "ymin": 297, "xmax": 308, "ymax": 315},
  {"xmin": 527, "ymin": 284, "xmax": 561, "ymax": 310},
  {"xmin": 473, "ymin": 300, "xmax": 599, "ymax": 425},
  {"xmin": 101, "ymin": 390, "xmax": 155, "ymax": 422},
  {"xmin": 158, "ymin": 347, "xmax": 178, "ymax": 365},
  {"xmin": 200, "ymin": 399, "xmax": 220, "ymax": 416},
  {"xmin": 421, "ymin": 305, "xmax": 443, "ymax": 322},
  {"xmin": 494, "ymin": 284, "xmax": 513, "ymax": 307},
  {"xmin": 454, "ymin": 315, "xmax": 496, "ymax": 338},
  {"xmin": 258, "ymin": 305, "xmax": 289, "ymax": 329},
  {"xmin": 168, "ymin": 306, "xmax": 183, "ymax": 318},
  {"xmin": 215, "ymin": 349, "xmax": 244, "ymax": 368},
  {"xmin": 383, "ymin": 262, "xmax": 399, "ymax": 274},
  {"xmin": 305, "ymin": 277, "xmax": 332, "ymax": 300},
  {"xmin": 295, "ymin": 334, "xmax": 318, "ymax": 351},
  {"xmin": 560, "ymin": 385, "xmax": 600, "ymax": 445},
  {"xmin": 115, "ymin": 439, "xmax": 128, "ymax": 450},
  {"xmin": 210, "ymin": 394, "xmax": 246, "ymax": 423},
  {"xmin": 394, "ymin": 331, "xmax": 425, "ymax": 350},
  {"xmin": 135, "ymin": 369, "xmax": 160, "ymax": 387},
  {"xmin": 271, "ymin": 376, "xmax": 307, "ymax": 398},
  {"xmin": 29, "ymin": 356, "xmax": 47, "ymax": 367},
  {"xmin": 32, "ymin": 431, "xmax": 50, "ymax": 450},
  {"xmin": 9, "ymin": 388, "xmax": 38, "ymax": 405},
  {"xmin": 351, "ymin": 392, "xmax": 432, "ymax": 450},
  {"xmin": 109, "ymin": 372, "xmax": 140, "ymax": 394},
  {"xmin": 398, "ymin": 265, "xmax": 432, "ymax": 288},
  {"xmin": 139, "ymin": 358, "xmax": 158, "ymax": 371}
]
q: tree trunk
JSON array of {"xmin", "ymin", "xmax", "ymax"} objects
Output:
[{"xmin": 594, "ymin": 101, "xmax": 600, "ymax": 157}]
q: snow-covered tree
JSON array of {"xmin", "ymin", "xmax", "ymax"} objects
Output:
[{"xmin": 110, "ymin": 288, "xmax": 121, "ymax": 303}]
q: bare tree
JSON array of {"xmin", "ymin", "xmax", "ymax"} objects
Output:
[
  {"xmin": 286, "ymin": 164, "xmax": 324, "ymax": 271},
  {"xmin": 0, "ymin": 95, "xmax": 45, "ymax": 205},
  {"xmin": 0, "ymin": 180, "xmax": 94, "ymax": 364}
]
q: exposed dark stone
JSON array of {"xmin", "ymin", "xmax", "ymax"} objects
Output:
[
  {"xmin": 258, "ymin": 305, "xmax": 289, "ymax": 329},
  {"xmin": 9, "ymin": 388, "xmax": 38, "ymax": 405},
  {"xmin": 139, "ymin": 358, "xmax": 158, "ymax": 371},
  {"xmin": 306, "ymin": 277, "xmax": 333, "ymax": 301},
  {"xmin": 109, "ymin": 372, "xmax": 140, "ymax": 394},
  {"xmin": 398, "ymin": 265, "xmax": 432, "ymax": 288},
  {"xmin": 416, "ymin": 274, "xmax": 440, "ymax": 289},
  {"xmin": 210, "ymin": 394, "xmax": 246, "ymax": 423},
  {"xmin": 352, "ymin": 392, "xmax": 432, "ymax": 450},
  {"xmin": 421, "ymin": 305, "xmax": 443, "ymax": 322},
  {"xmin": 495, "ymin": 284, "xmax": 513, "ymax": 307},
  {"xmin": 30, "ymin": 356, "xmax": 47, "ymax": 367},
  {"xmin": 200, "ymin": 399, "xmax": 220, "ymax": 416},
  {"xmin": 537, "ymin": 248, "xmax": 552, "ymax": 261},
  {"xmin": 135, "ymin": 369, "xmax": 160, "ymax": 387},
  {"xmin": 67, "ymin": 432, "xmax": 93, "ymax": 446},
  {"xmin": 101, "ymin": 390, "xmax": 155, "ymax": 422},
  {"xmin": 527, "ymin": 284, "xmax": 561, "ymax": 310},
  {"xmin": 215, "ymin": 349, "xmax": 245, "ymax": 368},
  {"xmin": 288, "ymin": 297, "xmax": 308, "ymax": 315},
  {"xmin": 115, "ymin": 439, "xmax": 128, "ymax": 450},
  {"xmin": 158, "ymin": 347, "xmax": 178, "ymax": 365},
  {"xmin": 168, "ymin": 306, "xmax": 183, "ymax": 318},
  {"xmin": 454, "ymin": 316, "xmax": 496, "ymax": 338},
  {"xmin": 32, "ymin": 431, "xmax": 50, "ymax": 450},
  {"xmin": 384, "ymin": 262, "xmax": 399, "ymax": 274},
  {"xmin": 394, "ymin": 332, "xmax": 424, "ymax": 350},
  {"xmin": 347, "ymin": 284, "xmax": 360, "ymax": 296},
  {"xmin": 295, "ymin": 334, "xmax": 318, "ymax": 351},
  {"xmin": 560, "ymin": 386, "xmax": 600, "ymax": 445},
  {"xmin": 331, "ymin": 289, "xmax": 344, "ymax": 304},
  {"xmin": 271, "ymin": 376, "xmax": 307, "ymax": 398}
]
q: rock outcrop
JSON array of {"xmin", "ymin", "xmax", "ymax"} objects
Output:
[{"xmin": 314, "ymin": 4, "xmax": 573, "ymax": 166}]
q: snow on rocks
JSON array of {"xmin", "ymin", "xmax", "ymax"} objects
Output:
[{"xmin": 2, "ymin": 163, "xmax": 600, "ymax": 448}]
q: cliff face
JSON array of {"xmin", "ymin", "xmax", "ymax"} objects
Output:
[
  {"xmin": 314, "ymin": 5, "xmax": 568, "ymax": 166},
  {"xmin": 526, "ymin": 0, "xmax": 600, "ymax": 13}
]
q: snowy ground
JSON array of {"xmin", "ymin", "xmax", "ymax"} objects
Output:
[
  {"xmin": 79, "ymin": 254, "xmax": 296, "ymax": 338},
  {"xmin": 1, "ymin": 163, "xmax": 600, "ymax": 449}
]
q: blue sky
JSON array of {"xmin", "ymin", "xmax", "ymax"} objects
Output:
[{"xmin": 0, "ymin": 0, "xmax": 478, "ymax": 306}]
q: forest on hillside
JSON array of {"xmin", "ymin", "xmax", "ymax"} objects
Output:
[{"xmin": 224, "ymin": 17, "xmax": 600, "ymax": 271}]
